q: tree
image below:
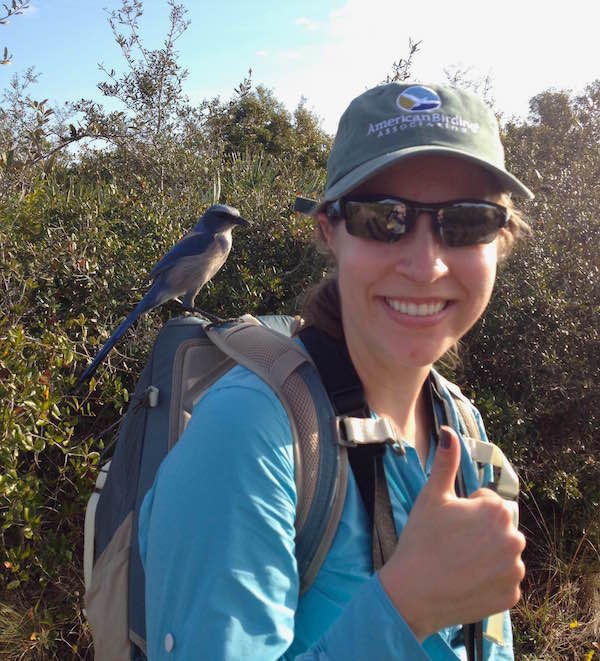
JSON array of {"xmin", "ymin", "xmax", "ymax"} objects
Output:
[
  {"xmin": 0, "ymin": 0, "xmax": 30, "ymax": 65},
  {"xmin": 382, "ymin": 38, "xmax": 421, "ymax": 84}
]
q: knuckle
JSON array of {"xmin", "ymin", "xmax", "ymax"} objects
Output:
[
  {"xmin": 512, "ymin": 585, "xmax": 522, "ymax": 606},
  {"xmin": 509, "ymin": 558, "xmax": 526, "ymax": 583},
  {"xmin": 490, "ymin": 499, "xmax": 513, "ymax": 527},
  {"xmin": 507, "ymin": 530, "xmax": 526, "ymax": 555},
  {"xmin": 500, "ymin": 584, "xmax": 522, "ymax": 610}
]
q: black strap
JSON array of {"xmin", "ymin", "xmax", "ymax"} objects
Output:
[
  {"xmin": 347, "ymin": 444, "xmax": 398, "ymax": 570},
  {"xmin": 476, "ymin": 621, "xmax": 484, "ymax": 661},
  {"xmin": 299, "ymin": 326, "xmax": 398, "ymax": 570},
  {"xmin": 464, "ymin": 621, "xmax": 484, "ymax": 661},
  {"xmin": 298, "ymin": 326, "xmax": 368, "ymax": 417}
]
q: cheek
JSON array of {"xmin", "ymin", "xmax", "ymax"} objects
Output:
[
  {"xmin": 462, "ymin": 243, "xmax": 498, "ymax": 302},
  {"xmin": 337, "ymin": 239, "xmax": 389, "ymax": 289},
  {"xmin": 483, "ymin": 241, "xmax": 499, "ymax": 281}
]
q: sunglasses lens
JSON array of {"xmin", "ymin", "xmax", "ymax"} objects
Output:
[
  {"xmin": 338, "ymin": 199, "xmax": 507, "ymax": 247},
  {"xmin": 344, "ymin": 202, "xmax": 409, "ymax": 241},
  {"xmin": 440, "ymin": 204, "xmax": 506, "ymax": 247}
]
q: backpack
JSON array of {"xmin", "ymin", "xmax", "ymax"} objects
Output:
[{"xmin": 82, "ymin": 313, "xmax": 518, "ymax": 660}]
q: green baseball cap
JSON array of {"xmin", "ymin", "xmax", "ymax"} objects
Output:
[{"xmin": 322, "ymin": 83, "xmax": 534, "ymax": 204}]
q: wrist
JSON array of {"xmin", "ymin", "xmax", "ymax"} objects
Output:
[{"xmin": 378, "ymin": 564, "xmax": 432, "ymax": 643}]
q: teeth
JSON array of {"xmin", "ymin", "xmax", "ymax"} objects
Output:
[{"xmin": 385, "ymin": 299, "xmax": 446, "ymax": 316}]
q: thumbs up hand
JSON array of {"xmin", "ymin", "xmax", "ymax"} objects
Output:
[{"xmin": 378, "ymin": 426, "xmax": 526, "ymax": 642}]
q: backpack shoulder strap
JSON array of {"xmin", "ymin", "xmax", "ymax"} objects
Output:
[
  {"xmin": 299, "ymin": 325, "xmax": 399, "ymax": 572},
  {"xmin": 205, "ymin": 316, "xmax": 347, "ymax": 596},
  {"xmin": 432, "ymin": 372, "xmax": 482, "ymax": 440},
  {"xmin": 430, "ymin": 372, "xmax": 485, "ymax": 485},
  {"xmin": 431, "ymin": 372, "xmax": 519, "ymax": 500}
]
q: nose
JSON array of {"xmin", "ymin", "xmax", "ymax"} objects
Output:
[{"xmin": 393, "ymin": 213, "xmax": 449, "ymax": 282}]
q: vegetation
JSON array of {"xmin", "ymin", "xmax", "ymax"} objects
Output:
[
  {"xmin": 0, "ymin": 1, "xmax": 30, "ymax": 66},
  {"xmin": 0, "ymin": 2, "xmax": 598, "ymax": 658},
  {"xmin": 461, "ymin": 85, "xmax": 600, "ymax": 658}
]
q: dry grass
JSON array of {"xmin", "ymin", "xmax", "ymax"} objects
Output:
[
  {"xmin": 514, "ymin": 574, "xmax": 600, "ymax": 659},
  {"xmin": 0, "ymin": 573, "xmax": 92, "ymax": 661},
  {"xmin": 512, "ymin": 479, "xmax": 600, "ymax": 660}
]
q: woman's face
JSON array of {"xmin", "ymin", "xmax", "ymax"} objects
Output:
[{"xmin": 320, "ymin": 155, "xmax": 500, "ymax": 374}]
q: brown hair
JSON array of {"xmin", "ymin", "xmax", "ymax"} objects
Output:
[{"xmin": 496, "ymin": 193, "xmax": 530, "ymax": 260}]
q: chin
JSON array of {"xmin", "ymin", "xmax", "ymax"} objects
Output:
[{"xmin": 378, "ymin": 333, "xmax": 456, "ymax": 369}]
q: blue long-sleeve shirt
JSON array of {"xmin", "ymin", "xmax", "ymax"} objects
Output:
[{"xmin": 138, "ymin": 364, "xmax": 514, "ymax": 660}]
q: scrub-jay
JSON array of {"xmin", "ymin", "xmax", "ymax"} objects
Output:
[{"xmin": 77, "ymin": 204, "xmax": 249, "ymax": 385}]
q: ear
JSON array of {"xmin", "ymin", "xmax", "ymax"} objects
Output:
[{"xmin": 318, "ymin": 212, "xmax": 336, "ymax": 254}]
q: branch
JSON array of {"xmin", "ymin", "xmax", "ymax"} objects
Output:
[
  {"xmin": 1, "ymin": 0, "xmax": 30, "ymax": 65},
  {"xmin": 0, "ymin": 0, "xmax": 30, "ymax": 23}
]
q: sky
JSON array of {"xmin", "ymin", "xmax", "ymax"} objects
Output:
[{"xmin": 2, "ymin": 0, "xmax": 600, "ymax": 134}]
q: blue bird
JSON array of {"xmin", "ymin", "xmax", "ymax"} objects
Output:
[{"xmin": 77, "ymin": 204, "xmax": 249, "ymax": 385}]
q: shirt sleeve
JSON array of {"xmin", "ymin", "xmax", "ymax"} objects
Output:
[
  {"xmin": 297, "ymin": 576, "xmax": 429, "ymax": 661},
  {"xmin": 138, "ymin": 368, "xmax": 430, "ymax": 660}
]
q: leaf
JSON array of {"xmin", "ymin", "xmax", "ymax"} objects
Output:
[{"xmin": 33, "ymin": 437, "xmax": 46, "ymax": 452}]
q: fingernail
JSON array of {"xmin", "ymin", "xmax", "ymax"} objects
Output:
[{"xmin": 440, "ymin": 428, "xmax": 451, "ymax": 449}]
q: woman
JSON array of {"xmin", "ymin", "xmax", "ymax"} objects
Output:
[{"xmin": 139, "ymin": 83, "xmax": 530, "ymax": 659}]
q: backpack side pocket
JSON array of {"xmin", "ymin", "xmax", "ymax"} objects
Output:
[{"xmin": 85, "ymin": 511, "xmax": 133, "ymax": 661}]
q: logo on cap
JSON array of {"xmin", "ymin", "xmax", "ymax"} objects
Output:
[{"xmin": 396, "ymin": 86, "xmax": 441, "ymax": 112}]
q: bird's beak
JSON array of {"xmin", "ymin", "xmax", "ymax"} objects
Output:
[{"xmin": 233, "ymin": 215, "xmax": 251, "ymax": 227}]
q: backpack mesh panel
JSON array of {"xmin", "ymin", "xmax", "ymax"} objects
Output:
[
  {"xmin": 282, "ymin": 372, "xmax": 319, "ymax": 532},
  {"xmin": 237, "ymin": 330, "xmax": 289, "ymax": 367},
  {"xmin": 221, "ymin": 323, "xmax": 322, "ymax": 535}
]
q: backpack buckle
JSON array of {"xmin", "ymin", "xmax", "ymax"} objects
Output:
[{"xmin": 335, "ymin": 416, "xmax": 405, "ymax": 455}]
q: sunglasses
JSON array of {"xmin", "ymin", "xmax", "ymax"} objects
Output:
[{"xmin": 326, "ymin": 195, "xmax": 509, "ymax": 247}]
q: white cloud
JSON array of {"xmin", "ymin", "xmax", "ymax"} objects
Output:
[
  {"xmin": 264, "ymin": 0, "xmax": 600, "ymax": 134},
  {"xmin": 256, "ymin": 50, "xmax": 269, "ymax": 58},
  {"xmin": 328, "ymin": 6, "xmax": 349, "ymax": 21},
  {"xmin": 295, "ymin": 17, "xmax": 321, "ymax": 31}
]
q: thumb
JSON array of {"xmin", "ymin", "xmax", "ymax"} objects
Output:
[{"xmin": 425, "ymin": 426, "xmax": 461, "ymax": 499}]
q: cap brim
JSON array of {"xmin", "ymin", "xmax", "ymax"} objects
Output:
[{"xmin": 323, "ymin": 146, "xmax": 534, "ymax": 203}]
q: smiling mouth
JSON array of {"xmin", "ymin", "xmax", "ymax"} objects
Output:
[{"xmin": 384, "ymin": 298, "xmax": 448, "ymax": 316}]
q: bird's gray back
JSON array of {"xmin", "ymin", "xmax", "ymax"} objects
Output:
[{"xmin": 158, "ymin": 230, "xmax": 233, "ymax": 303}]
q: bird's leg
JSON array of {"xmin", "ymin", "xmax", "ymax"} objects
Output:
[{"xmin": 185, "ymin": 307, "xmax": 225, "ymax": 324}]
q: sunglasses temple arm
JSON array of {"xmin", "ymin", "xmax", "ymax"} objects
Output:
[{"xmin": 294, "ymin": 196, "xmax": 318, "ymax": 214}]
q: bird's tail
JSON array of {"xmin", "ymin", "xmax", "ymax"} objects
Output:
[{"xmin": 76, "ymin": 297, "xmax": 152, "ymax": 387}]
